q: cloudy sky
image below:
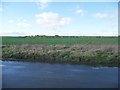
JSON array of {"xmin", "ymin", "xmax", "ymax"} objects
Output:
[{"xmin": 0, "ymin": 0, "xmax": 118, "ymax": 36}]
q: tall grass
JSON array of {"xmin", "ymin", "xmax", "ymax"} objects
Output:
[{"xmin": 2, "ymin": 44, "xmax": 119, "ymax": 66}]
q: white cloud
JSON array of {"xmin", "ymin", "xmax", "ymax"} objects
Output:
[
  {"xmin": 16, "ymin": 22, "xmax": 31, "ymax": 27},
  {"xmin": 8, "ymin": 18, "xmax": 31, "ymax": 28},
  {"xmin": 39, "ymin": 3, "xmax": 47, "ymax": 10},
  {"xmin": 9, "ymin": 19, "xmax": 14, "ymax": 23},
  {"xmin": 35, "ymin": 12, "xmax": 71, "ymax": 29},
  {"xmin": 38, "ymin": 0, "xmax": 50, "ymax": 3},
  {"xmin": 37, "ymin": 0, "xmax": 51, "ymax": 10},
  {"xmin": 75, "ymin": 9, "xmax": 87, "ymax": 16},
  {"xmin": 37, "ymin": 2, "xmax": 47, "ymax": 10},
  {"xmin": 93, "ymin": 13, "xmax": 112, "ymax": 19},
  {"xmin": 0, "ymin": 31, "xmax": 26, "ymax": 36}
]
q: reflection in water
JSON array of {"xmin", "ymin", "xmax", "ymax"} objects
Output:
[{"xmin": 2, "ymin": 60, "xmax": 118, "ymax": 88}]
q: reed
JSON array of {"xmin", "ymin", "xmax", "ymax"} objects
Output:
[{"xmin": 2, "ymin": 44, "xmax": 119, "ymax": 66}]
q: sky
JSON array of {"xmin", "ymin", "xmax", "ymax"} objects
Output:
[{"xmin": 0, "ymin": 1, "xmax": 118, "ymax": 36}]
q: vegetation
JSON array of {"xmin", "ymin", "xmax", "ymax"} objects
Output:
[
  {"xmin": 1, "ymin": 36, "xmax": 119, "ymax": 66},
  {"xmin": 2, "ymin": 43, "xmax": 119, "ymax": 67},
  {"xmin": 2, "ymin": 36, "xmax": 118, "ymax": 45}
]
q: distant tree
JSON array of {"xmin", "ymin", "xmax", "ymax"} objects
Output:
[
  {"xmin": 36, "ymin": 35, "xmax": 40, "ymax": 37},
  {"xmin": 55, "ymin": 35, "xmax": 59, "ymax": 37},
  {"xmin": 41, "ymin": 35, "xmax": 46, "ymax": 37},
  {"xmin": 25, "ymin": 36, "xmax": 28, "ymax": 38}
]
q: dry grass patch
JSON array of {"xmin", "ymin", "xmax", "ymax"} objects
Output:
[{"xmin": 2, "ymin": 44, "xmax": 119, "ymax": 66}]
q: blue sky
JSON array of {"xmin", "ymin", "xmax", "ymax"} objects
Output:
[{"xmin": 0, "ymin": 1, "xmax": 118, "ymax": 36}]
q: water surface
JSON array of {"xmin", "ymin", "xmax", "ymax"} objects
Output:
[{"xmin": 2, "ymin": 60, "xmax": 118, "ymax": 88}]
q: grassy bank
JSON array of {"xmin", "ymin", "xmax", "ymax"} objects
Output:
[{"xmin": 2, "ymin": 44, "xmax": 119, "ymax": 67}]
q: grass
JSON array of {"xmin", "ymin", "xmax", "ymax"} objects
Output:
[
  {"xmin": 1, "ymin": 36, "xmax": 119, "ymax": 66},
  {"xmin": 2, "ymin": 36, "xmax": 118, "ymax": 45},
  {"xmin": 2, "ymin": 43, "xmax": 119, "ymax": 67}
]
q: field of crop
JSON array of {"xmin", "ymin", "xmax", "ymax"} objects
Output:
[{"xmin": 2, "ymin": 36, "xmax": 119, "ymax": 45}]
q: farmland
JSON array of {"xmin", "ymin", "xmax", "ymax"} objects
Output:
[
  {"xmin": 2, "ymin": 36, "xmax": 118, "ymax": 45},
  {"xmin": 1, "ymin": 36, "xmax": 119, "ymax": 67}
]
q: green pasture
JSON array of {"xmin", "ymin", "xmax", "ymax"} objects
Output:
[{"xmin": 2, "ymin": 36, "xmax": 118, "ymax": 45}]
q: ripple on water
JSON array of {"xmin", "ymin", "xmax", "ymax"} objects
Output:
[
  {"xmin": 92, "ymin": 67, "xmax": 100, "ymax": 69},
  {"xmin": 0, "ymin": 65, "xmax": 5, "ymax": 67}
]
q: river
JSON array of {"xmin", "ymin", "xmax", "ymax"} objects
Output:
[{"xmin": 1, "ymin": 60, "xmax": 118, "ymax": 88}]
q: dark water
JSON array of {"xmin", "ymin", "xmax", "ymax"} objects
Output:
[{"xmin": 2, "ymin": 61, "xmax": 118, "ymax": 88}]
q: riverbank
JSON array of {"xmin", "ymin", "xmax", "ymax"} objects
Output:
[{"xmin": 2, "ymin": 44, "xmax": 119, "ymax": 67}]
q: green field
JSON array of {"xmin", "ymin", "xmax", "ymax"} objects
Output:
[{"xmin": 2, "ymin": 36, "xmax": 118, "ymax": 45}]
